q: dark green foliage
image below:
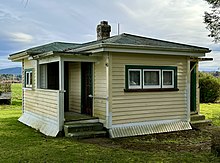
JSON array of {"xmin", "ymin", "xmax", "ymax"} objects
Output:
[
  {"xmin": 204, "ymin": 0, "xmax": 220, "ymax": 42},
  {"xmin": 199, "ymin": 72, "xmax": 220, "ymax": 103}
]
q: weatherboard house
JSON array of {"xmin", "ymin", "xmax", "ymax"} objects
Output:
[{"xmin": 9, "ymin": 21, "xmax": 211, "ymax": 138}]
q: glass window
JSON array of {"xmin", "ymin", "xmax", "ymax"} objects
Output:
[
  {"xmin": 162, "ymin": 70, "xmax": 174, "ymax": 88},
  {"xmin": 26, "ymin": 72, "xmax": 29, "ymax": 86},
  {"xmin": 143, "ymin": 70, "xmax": 161, "ymax": 88},
  {"xmin": 30, "ymin": 72, "xmax": 32, "ymax": 86},
  {"xmin": 125, "ymin": 65, "xmax": 177, "ymax": 91},
  {"xmin": 25, "ymin": 70, "xmax": 33, "ymax": 88},
  {"xmin": 128, "ymin": 69, "xmax": 141, "ymax": 89}
]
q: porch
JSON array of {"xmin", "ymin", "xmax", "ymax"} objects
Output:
[
  {"xmin": 35, "ymin": 55, "xmax": 99, "ymax": 131},
  {"xmin": 33, "ymin": 52, "xmax": 110, "ymax": 132}
]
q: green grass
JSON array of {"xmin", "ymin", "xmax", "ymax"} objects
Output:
[
  {"xmin": 0, "ymin": 109, "xmax": 219, "ymax": 163},
  {"xmin": 0, "ymin": 84, "xmax": 220, "ymax": 162},
  {"xmin": 200, "ymin": 103, "xmax": 220, "ymax": 126}
]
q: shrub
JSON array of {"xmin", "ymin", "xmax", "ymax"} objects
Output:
[{"xmin": 199, "ymin": 72, "xmax": 220, "ymax": 103}]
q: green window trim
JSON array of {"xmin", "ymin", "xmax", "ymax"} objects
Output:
[
  {"xmin": 125, "ymin": 65, "xmax": 178, "ymax": 92},
  {"xmin": 24, "ymin": 68, "xmax": 33, "ymax": 88}
]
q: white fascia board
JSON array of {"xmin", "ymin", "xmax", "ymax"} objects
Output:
[
  {"xmin": 38, "ymin": 52, "xmax": 100, "ymax": 64},
  {"xmin": 102, "ymin": 47, "xmax": 206, "ymax": 57},
  {"xmin": 8, "ymin": 52, "xmax": 29, "ymax": 62},
  {"xmin": 62, "ymin": 55, "xmax": 100, "ymax": 62},
  {"xmin": 34, "ymin": 51, "xmax": 54, "ymax": 59},
  {"xmin": 72, "ymin": 44, "xmax": 208, "ymax": 57},
  {"xmin": 39, "ymin": 56, "xmax": 60, "ymax": 64}
]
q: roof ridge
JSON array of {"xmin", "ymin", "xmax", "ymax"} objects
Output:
[{"xmin": 117, "ymin": 33, "xmax": 209, "ymax": 50}]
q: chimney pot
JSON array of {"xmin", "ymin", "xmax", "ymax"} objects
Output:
[{"xmin": 97, "ymin": 21, "xmax": 111, "ymax": 40}]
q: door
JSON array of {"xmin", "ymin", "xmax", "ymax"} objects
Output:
[
  {"xmin": 64, "ymin": 62, "xmax": 69, "ymax": 112},
  {"xmin": 190, "ymin": 62, "xmax": 197, "ymax": 112},
  {"xmin": 81, "ymin": 62, "xmax": 93, "ymax": 116}
]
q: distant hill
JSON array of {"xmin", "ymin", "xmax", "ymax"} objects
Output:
[{"xmin": 0, "ymin": 67, "xmax": 21, "ymax": 75}]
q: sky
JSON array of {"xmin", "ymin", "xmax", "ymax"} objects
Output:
[{"xmin": 0, "ymin": 0, "xmax": 219, "ymax": 70}]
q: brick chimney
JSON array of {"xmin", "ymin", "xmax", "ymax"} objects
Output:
[{"xmin": 96, "ymin": 21, "xmax": 111, "ymax": 40}]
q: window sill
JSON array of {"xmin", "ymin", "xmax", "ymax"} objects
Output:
[
  {"xmin": 124, "ymin": 88, "xmax": 179, "ymax": 92},
  {"xmin": 23, "ymin": 87, "xmax": 33, "ymax": 91}
]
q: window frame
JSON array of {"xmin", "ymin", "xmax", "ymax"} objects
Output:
[
  {"xmin": 162, "ymin": 69, "xmax": 174, "ymax": 88},
  {"xmin": 128, "ymin": 69, "xmax": 142, "ymax": 89},
  {"xmin": 143, "ymin": 69, "xmax": 161, "ymax": 89},
  {"xmin": 125, "ymin": 65, "xmax": 178, "ymax": 92},
  {"xmin": 25, "ymin": 69, "xmax": 33, "ymax": 88}
]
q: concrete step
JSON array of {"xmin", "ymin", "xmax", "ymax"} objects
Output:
[
  {"xmin": 190, "ymin": 114, "xmax": 205, "ymax": 121},
  {"xmin": 66, "ymin": 130, "xmax": 107, "ymax": 139},
  {"xmin": 64, "ymin": 118, "xmax": 99, "ymax": 125},
  {"xmin": 64, "ymin": 122, "xmax": 104, "ymax": 134},
  {"xmin": 190, "ymin": 120, "xmax": 212, "ymax": 129}
]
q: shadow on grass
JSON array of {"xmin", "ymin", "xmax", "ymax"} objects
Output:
[{"xmin": 11, "ymin": 100, "xmax": 22, "ymax": 106}]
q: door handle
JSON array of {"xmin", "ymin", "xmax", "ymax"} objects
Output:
[{"xmin": 88, "ymin": 94, "xmax": 93, "ymax": 98}]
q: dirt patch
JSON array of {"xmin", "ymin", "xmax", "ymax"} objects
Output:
[{"xmin": 81, "ymin": 129, "xmax": 213, "ymax": 153}]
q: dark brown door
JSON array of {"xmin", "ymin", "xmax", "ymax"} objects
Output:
[
  {"xmin": 190, "ymin": 62, "xmax": 197, "ymax": 112},
  {"xmin": 81, "ymin": 62, "xmax": 93, "ymax": 116}
]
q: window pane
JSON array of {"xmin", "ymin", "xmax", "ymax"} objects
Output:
[
  {"xmin": 26, "ymin": 73, "xmax": 29, "ymax": 85},
  {"xmin": 30, "ymin": 72, "xmax": 32, "ymax": 85},
  {"xmin": 129, "ymin": 71, "xmax": 140, "ymax": 86},
  {"xmin": 163, "ymin": 71, "xmax": 172, "ymax": 85},
  {"xmin": 144, "ymin": 71, "xmax": 159, "ymax": 85}
]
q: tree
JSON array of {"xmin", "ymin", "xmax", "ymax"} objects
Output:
[
  {"xmin": 204, "ymin": 0, "xmax": 220, "ymax": 42},
  {"xmin": 199, "ymin": 72, "xmax": 220, "ymax": 103}
]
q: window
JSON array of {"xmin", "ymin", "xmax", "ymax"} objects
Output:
[
  {"xmin": 128, "ymin": 69, "xmax": 141, "ymax": 89},
  {"xmin": 39, "ymin": 62, "xmax": 59, "ymax": 90},
  {"xmin": 125, "ymin": 65, "xmax": 178, "ymax": 92},
  {"xmin": 162, "ymin": 70, "xmax": 174, "ymax": 88},
  {"xmin": 25, "ymin": 69, "xmax": 33, "ymax": 88},
  {"xmin": 143, "ymin": 69, "xmax": 161, "ymax": 88}
]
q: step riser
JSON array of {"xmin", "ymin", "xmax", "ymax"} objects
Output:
[
  {"xmin": 190, "ymin": 115, "xmax": 205, "ymax": 121},
  {"xmin": 65, "ymin": 119, "xmax": 99, "ymax": 125},
  {"xmin": 65, "ymin": 124, "xmax": 104, "ymax": 133},
  {"xmin": 67, "ymin": 131, "xmax": 107, "ymax": 139},
  {"xmin": 190, "ymin": 120, "xmax": 212, "ymax": 129},
  {"xmin": 64, "ymin": 120, "xmax": 106, "ymax": 139}
]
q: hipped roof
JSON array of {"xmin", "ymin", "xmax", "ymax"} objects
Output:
[{"xmin": 9, "ymin": 33, "xmax": 211, "ymax": 59}]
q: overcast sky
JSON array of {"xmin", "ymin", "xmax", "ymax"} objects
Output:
[{"xmin": 0, "ymin": 0, "xmax": 219, "ymax": 70}]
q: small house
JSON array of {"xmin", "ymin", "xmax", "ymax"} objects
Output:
[{"xmin": 9, "ymin": 21, "xmax": 211, "ymax": 138}]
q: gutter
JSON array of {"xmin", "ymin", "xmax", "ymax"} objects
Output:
[
  {"xmin": 69, "ymin": 43, "xmax": 211, "ymax": 54},
  {"xmin": 31, "ymin": 51, "xmax": 92, "ymax": 60},
  {"xmin": 8, "ymin": 52, "xmax": 29, "ymax": 61}
]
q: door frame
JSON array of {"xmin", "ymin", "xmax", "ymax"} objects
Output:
[
  {"xmin": 81, "ymin": 62, "xmax": 93, "ymax": 116},
  {"xmin": 190, "ymin": 62, "xmax": 197, "ymax": 112},
  {"xmin": 64, "ymin": 61, "xmax": 69, "ymax": 112}
]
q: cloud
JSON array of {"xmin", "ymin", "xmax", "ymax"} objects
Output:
[
  {"xmin": 116, "ymin": 0, "xmax": 211, "ymax": 46},
  {"xmin": 9, "ymin": 32, "xmax": 33, "ymax": 43},
  {"xmin": 199, "ymin": 51, "xmax": 220, "ymax": 68},
  {"xmin": 0, "ymin": 0, "xmax": 219, "ymax": 70}
]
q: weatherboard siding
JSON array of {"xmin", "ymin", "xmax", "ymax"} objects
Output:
[
  {"xmin": 111, "ymin": 53, "xmax": 188, "ymax": 125},
  {"xmin": 93, "ymin": 56, "xmax": 107, "ymax": 120},
  {"xmin": 24, "ymin": 59, "xmax": 37, "ymax": 89},
  {"xmin": 24, "ymin": 89, "xmax": 59, "ymax": 120},
  {"xmin": 68, "ymin": 62, "xmax": 81, "ymax": 113}
]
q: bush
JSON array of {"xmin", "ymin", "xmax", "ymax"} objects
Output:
[{"xmin": 199, "ymin": 72, "xmax": 220, "ymax": 103}]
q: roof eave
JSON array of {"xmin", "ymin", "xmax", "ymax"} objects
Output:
[
  {"xmin": 30, "ymin": 51, "xmax": 92, "ymax": 60},
  {"xmin": 8, "ymin": 52, "xmax": 29, "ymax": 62},
  {"xmin": 70, "ymin": 43, "xmax": 211, "ymax": 57}
]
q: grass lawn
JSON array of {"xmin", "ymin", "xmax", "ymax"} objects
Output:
[
  {"xmin": 200, "ymin": 103, "xmax": 220, "ymax": 126},
  {"xmin": 0, "ymin": 84, "xmax": 220, "ymax": 162}
]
